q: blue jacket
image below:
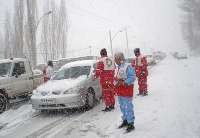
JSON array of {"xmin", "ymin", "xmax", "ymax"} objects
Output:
[{"xmin": 117, "ymin": 63, "xmax": 136, "ymax": 85}]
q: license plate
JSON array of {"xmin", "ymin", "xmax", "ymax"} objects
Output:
[{"xmin": 41, "ymin": 98, "xmax": 55, "ymax": 104}]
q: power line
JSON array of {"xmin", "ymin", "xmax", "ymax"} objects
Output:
[{"xmin": 67, "ymin": 1, "xmax": 124, "ymax": 28}]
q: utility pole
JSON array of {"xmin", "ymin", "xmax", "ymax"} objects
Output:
[
  {"xmin": 125, "ymin": 28, "xmax": 129, "ymax": 56},
  {"xmin": 89, "ymin": 45, "xmax": 92, "ymax": 56},
  {"xmin": 36, "ymin": 11, "xmax": 52, "ymax": 33},
  {"xmin": 109, "ymin": 30, "xmax": 113, "ymax": 56},
  {"xmin": 109, "ymin": 28, "xmax": 129, "ymax": 57}
]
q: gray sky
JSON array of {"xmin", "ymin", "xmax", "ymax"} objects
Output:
[
  {"xmin": 0, "ymin": 0, "xmax": 188, "ymax": 59},
  {"xmin": 66, "ymin": 0, "xmax": 188, "ymax": 56},
  {"xmin": 0, "ymin": 0, "xmax": 13, "ymax": 24}
]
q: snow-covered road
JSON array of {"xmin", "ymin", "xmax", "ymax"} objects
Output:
[
  {"xmin": 49, "ymin": 55, "xmax": 200, "ymax": 138},
  {"xmin": 0, "ymin": 55, "xmax": 200, "ymax": 138}
]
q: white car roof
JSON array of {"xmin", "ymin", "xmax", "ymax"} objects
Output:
[
  {"xmin": 60, "ymin": 60, "xmax": 96, "ymax": 70},
  {"xmin": 0, "ymin": 58, "xmax": 27, "ymax": 64}
]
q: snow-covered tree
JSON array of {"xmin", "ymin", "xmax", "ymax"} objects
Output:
[
  {"xmin": 41, "ymin": 0, "xmax": 68, "ymax": 62},
  {"xmin": 180, "ymin": 0, "xmax": 200, "ymax": 54},
  {"xmin": 58, "ymin": 0, "xmax": 68, "ymax": 58},
  {"xmin": 13, "ymin": 0, "xmax": 24, "ymax": 58},
  {"xmin": 25, "ymin": 0, "xmax": 38, "ymax": 66},
  {"xmin": 0, "ymin": 31, "xmax": 4, "ymax": 58},
  {"xmin": 4, "ymin": 11, "xmax": 13, "ymax": 58}
]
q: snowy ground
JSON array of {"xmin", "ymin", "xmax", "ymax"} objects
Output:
[{"xmin": 0, "ymin": 55, "xmax": 200, "ymax": 138}]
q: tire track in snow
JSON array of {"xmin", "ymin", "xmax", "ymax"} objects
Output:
[{"xmin": 25, "ymin": 109, "xmax": 94, "ymax": 138}]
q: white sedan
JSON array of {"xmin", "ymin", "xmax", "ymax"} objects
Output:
[{"xmin": 31, "ymin": 60, "xmax": 101, "ymax": 110}]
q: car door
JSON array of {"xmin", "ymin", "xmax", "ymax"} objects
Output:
[
  {"xmin": 25, "ymin": 61, "xmax": 35, "ymax": 91},
  {"xmin": 11, "ymin": 61, "xmax": 30, "ymax": 96}
]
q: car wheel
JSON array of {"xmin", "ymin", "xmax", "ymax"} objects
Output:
[
  {"xmin": 0, "ymin": 93, "xmax": 7, "ymax": 114},
  {"xmin": 85, "ymin": 88, "xmax": 95, "ymax": 110}
]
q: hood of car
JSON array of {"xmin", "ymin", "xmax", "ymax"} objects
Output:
[{"xmin": 36, "ymin": 75, "xmax": 87, "ymax": 95}]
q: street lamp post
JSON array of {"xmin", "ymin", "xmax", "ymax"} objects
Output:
[
  {"xmin": 35, "ymin": 11, "xmax": 52, "ymax": 63},
  {"xmin": 109, "ymin": 28, "xmax": 129, "ymax": 56},
  {"xmin": 109, "ymin": 30, "xmax": 113, "ymax": 56},
  {"xmin": 36, "ymin": 11, "xmax": 52, "ymax": 34},
  {"xmin": 89, "ymin": 45, "xmax": 92, "ymax": 56},
  {"xmin": 124, "ymin": 28, "xmax": 129, "ymax": 56}
]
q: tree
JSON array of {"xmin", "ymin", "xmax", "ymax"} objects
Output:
[
  {"xmin": 41, "ymin": 0, "xmax": 68, "ymax": 62},
  {"xmin": 58, "ymin": 0, "xmax": 68, "ymax": 58},
  {"xmin": 41, "ymin": 0, "xmax": 53, "ymax": 61},
  {"xmin": 13, "ymin": 0, "xmax": 24, "ymax": 58},
  {"xmin": 0, "ymin": 31, "xmax": 4, "ymax": 58},
  {"xmin": 179, "ymin": 0, "xmax": 200, "ymax": 54},
  {"xmin": 26, "ymin": 0, "xmax": 38, "ymax": 67},
  {"xmin": 4, "ymin": 11, "xmax": 13, "ymax": 58}
]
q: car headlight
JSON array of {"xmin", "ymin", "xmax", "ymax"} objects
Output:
[
  {"xmin": 63, "ymin": 85, "xmax": 86, "ymax": 94},
  {"xmin": 63, "ymin": 87, "xmax": 79, "ymax": 94},
  {"xmin": 52, "ymin": 90, "xmax": 61, "ymax": 95}
]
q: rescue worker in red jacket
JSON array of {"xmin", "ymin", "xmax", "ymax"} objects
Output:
[
  {"xmin": 131, "ymin": 48, "xmax": 148, "ymax": 96},
  {"xmin": 94, "ymin": 48, "xmax": 115, "ymax": 112}
]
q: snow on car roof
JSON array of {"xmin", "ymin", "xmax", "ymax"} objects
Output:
[
  {"xmin": 60, "ymin": 60, "xmax": 96, "ymax": 69},
  {"xmin": 0, "ymin": 58, "xmax": 27, "ymax": 64},
  {"xmin": 58, "ymin": 56, "xmax": 99, "ymax": 60}
]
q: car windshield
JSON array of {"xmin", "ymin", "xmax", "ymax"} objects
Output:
[
  {"xmin": 52, "ymin": 66, "xmax": 91, "ymax": 80},
  {"xmin": 0, "ymin": 62, "xmax": 12, "ymax": 77}
]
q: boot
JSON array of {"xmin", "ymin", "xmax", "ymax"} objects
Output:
[
  {"xmin": 126, "ymin": 123, "xmax": 135, "ymax": 132},
  {"xmin": 118, "ymin": 120, "xmax": 128, "ymax": 128},
  {"xmin": 136, "ymin": 93, "xmax": 141, "ymax": 96},
  {"xmin": 142, "ymin": 92, "xmax": 148, "ymax": 96},
  {"xmin": 102, "ymin": 107, "xmax": 111, "ymax": 112},
  {"xmin": 109, "ymin": 105, "xmax": 115, "ymax": 110}
]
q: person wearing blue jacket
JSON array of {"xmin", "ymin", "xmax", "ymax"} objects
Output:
[{"xmin": 114, "ymin": 52, "xmax": 136, "ymax": 133}]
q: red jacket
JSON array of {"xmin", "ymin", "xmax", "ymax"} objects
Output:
[
  {"xmin": 131, "ymin": 55, "xmax": 148, "ymax": 77},
  {"xmin": 115, "ymin": 84, "xmax": 134, "ymax": 97},
  {"xmin": 95, "ymin": 57, "xmax": 114, "ymax": 88}
]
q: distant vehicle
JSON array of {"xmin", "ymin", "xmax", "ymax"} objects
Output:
[
  {"xmin": 126, "ymin": 55, "xmax": 156, "ymax": 66},
  {"xmin": 35, "ymin": 63, "xmax": 46, "ymax": 72},
  {"xmin": 54, "ymin": 56, "xmax": 99, "ymax": 71},
  {"xmin": 31, "ymin": 60, "xmax": 101, "ymax": 111},
  {"xmin": 153, "ymin": 51, "xmax": 167, "ymax": 61},
  {"xmin": 146, "ymin": 55, "xmax": 156, "ymax": 66},
  {"xmin": 172, "ymin": 52, "xmax": 188, "ymax": 60},
  {"xmin": 35, "ymin": 56, "xmax": 99, "ymax": 72},
  {"xmin": 0, "ymin": 58, "xmax": 44, "ymax": 113}
]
